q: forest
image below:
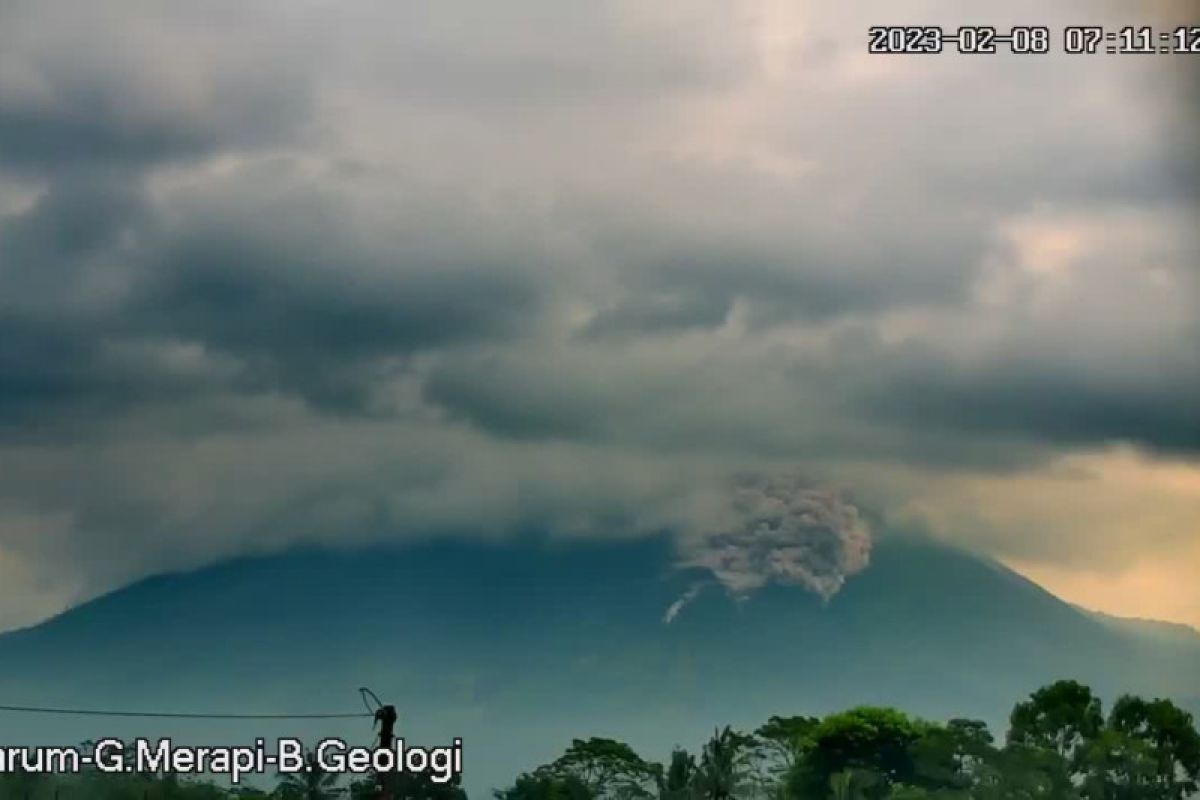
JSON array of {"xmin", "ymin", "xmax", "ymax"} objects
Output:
[{"xmin": 1, "ymin": 680, "xmax": 1196, "ymax": 799}]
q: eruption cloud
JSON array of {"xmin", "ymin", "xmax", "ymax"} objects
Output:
[{"xmin": 665, "ymin": 474, "xmax": 872, "ymax": 622}]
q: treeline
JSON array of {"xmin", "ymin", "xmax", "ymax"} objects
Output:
[
  {"xmin": 1, "ymin": 680, "xmax": 1197, "ymax": 799},
  {"xmin": 497, "ymin": 681, "xmax": 1200, "ymax": 800}
]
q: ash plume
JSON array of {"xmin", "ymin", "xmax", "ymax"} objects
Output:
[{"xmin": 665, "ymin": 474, "xmax": 872, "ymax": 623}]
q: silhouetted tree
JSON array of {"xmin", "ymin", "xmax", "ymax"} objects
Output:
[
  {"xmin": 1008, "ymin": 679, "xmax": 1103, "ymax": 789},
  {"xmin": 495, "ymin": 771, "xmax": 596, "ymax": 799},
  {"xmin": 696, "ymin": 726, "xmax": 755, "ymax": 799},
  {"xmin": 788, "ymin": 707, "xmax": 926, "ymax": 799},
  {"xmin": 275, "ymin": 750, "xmax": 342, "ymax": 800},
  {"xmin": 658, "ymin": 748, "xmax": 699, "ymax": 800},
  {"xmin": 1082, "ymin": 695, "xmax": 1200, "ymax": 800}
]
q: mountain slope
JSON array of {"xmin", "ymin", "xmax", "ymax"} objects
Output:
[{"xmin": 0, "ymin": 534, "xmax": 1196, "ymax": 796}]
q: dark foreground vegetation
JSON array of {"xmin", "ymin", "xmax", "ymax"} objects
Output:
[{"xmin": 2, "ymin": 681, "xmax": 1197, "ymax": 799}]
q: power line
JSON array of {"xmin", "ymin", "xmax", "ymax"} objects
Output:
[
  {"xmin": 359, "ymin": 686, "xmax": 384, "ymax": 716},
  {"xmin": 0, "ymin": 703, "xmax": 370, "ymax": 720}
]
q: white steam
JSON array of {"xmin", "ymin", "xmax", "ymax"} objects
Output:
[{"xmin": 662, "ymin": 581, "xmax": 707, "ymax": 624}]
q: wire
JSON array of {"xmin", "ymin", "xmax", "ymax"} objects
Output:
[
  {"xmin": 0, "ymin": 704, "xmax": 371, "ymax": 720},
  {"xmin": 359, "ymin": 687, "xmax": 384, "ymax": 717}
]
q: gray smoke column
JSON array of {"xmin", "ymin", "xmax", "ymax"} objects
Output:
[{"xmin": 666, "ymin": 475, "xmax": 872, "ymax": 622}]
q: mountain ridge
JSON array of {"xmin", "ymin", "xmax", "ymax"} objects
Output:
[
  {"xmin": 0, "ymin": 533, "xmax": 1196, "ymax": 796},
  {"xmin": 1083, "ymin": 608, "xmax": 1200, "ymax": 642}
]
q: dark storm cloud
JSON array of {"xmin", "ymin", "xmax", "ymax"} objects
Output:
[
  {"xmin": 0, "ymin": 169, "xmax": 145, "ymax": 284},
  {"xmin": 0, "ymin": 56, "xmax": 308, "ymax": 176},
  {"xmin": 423, "ymin": 358, "xmax": 610, "ymax": 441},
  {"xmin": 136, "ymin": 221, "xmax": 538, "ymax": 361},
  {"xmin": 0, "ymin": 2, "xmax": 313, "ymax": 174},
  {"xmin": 0, "ymin": 317, "xmax": 101, "ymax": 422},
  {"xmin": 581, "ymin": 292, "xmax": 734, "ymax": 339},
  {"xmin": 0, "ymin": 0, "xmax": 1197, "ymax": 631},
  {"xmin": 0, "ymin": 175, "xmax": 159, "ymax": 435},
  {"xmin": 558, "ymin": 143, "xmax": 999, "ymax": 339},
  {"xmin": 130, "ymin": 238, "xmax": 539, "ymax": 415},
  {"xmin": 0, "ymin": 102, "xmax": 202, "ymax": 173},
  {"xmin": 0, "ymin": 164, "xmax": 546, "ymax": 424},
  {"xmin": 0, "ymin": 314, "xmax": 245, "ymax": 444},
  {"xmin": 578, "ymin": 253, "xmax": 914, "ymax": 339},
  {"xmin": 589, "ymin": 244, "xmax": 980, "ymax": 336},
  {"xmin": 861, "ymin": 352, "xmax": 1200, "ymax": 457}
]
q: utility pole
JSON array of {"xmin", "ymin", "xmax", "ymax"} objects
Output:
[{"xmin": 375, "ymin": 704, "xmax": 398, "ymax": 800}]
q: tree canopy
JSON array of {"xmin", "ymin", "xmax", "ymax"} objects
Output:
[
  {"xmin": 498, "ymin": 681, "xmax": 1200, "ymax": 800},
  {"xmin": 4, "ymin": 680, "xmax": 1197, "ymax": 800}
]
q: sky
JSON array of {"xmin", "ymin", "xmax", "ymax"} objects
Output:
[{"xmin": 0, "ymin": 0, "xmax": 1196, "ymax": 633}]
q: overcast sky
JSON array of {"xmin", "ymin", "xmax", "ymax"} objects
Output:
[{"xmin": 0, "ymin": 0, "xmax": 1196, "ymax": 632}]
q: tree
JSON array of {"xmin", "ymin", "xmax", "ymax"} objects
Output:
[
  {"xmin": 788, "ymin": 707, "xmax": 926, "ymax": 799},
  {"xmin": 1084, "ymin": 695, "xmax": 1200, "ymax": 800},
  {"xmin": 388, "ymin": 768, "xmax": 469, "ymax": 800},
  {"xmin": 658, "ymin": 748, "xmax": 700, "ymax": 800},
  {"xmin": 527, "ymin": 737, "xmax": 660, "ymax": 799},
  {"xmin": 827, "ymin": 768, "xmax": 885, "ymax": 800},
  {"xmin": 755, "ymin": 715, "xmax": 820, "ymax": 781},
  {"xmin": 489, "ymin": 680, "xmax": 1200, "ymax": 800},
  {"xmin": 985, "ymin": 742, "xmax": 1072, "ymax": 799},
  {"xmin": 1008, "ymin": 679, "xmax": 1103, "ymax": 779},
  {"xmin": 695, "ymin": 726, "xmax": 755, "ymax": 800},
  {"xmin": 1081, "ymin": 727, "xmax": 1159, "ymax": 800},
  {"xmin": 0, "ymin": 761, "xmax": 48, "ymax": 800},
  {"xmin": 275, "ymin": 749, "xmax": 343, "ymax": 800},
  {"xmin": 495, "ymin": 771, "xmax": 596, "ymax": 799},
  {"xmin": 909, "ymin": 718, "xmax": 998, "ymax": 793}
]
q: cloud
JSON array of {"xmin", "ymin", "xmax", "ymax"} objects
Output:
[
  {"xmin": 0, "ymin": 160, "xmax": 551, "ymax": 424},
  {"xmin": 0, "ymin": 0, "xmax": 1196, "ymax": 630},
  {"xmin": 855, "ymin": 206, "xmax": 1200, "ymax": 457},
  {"xmin": 0, "ymin": 2, "xmax": 313, "ymax": 173}
]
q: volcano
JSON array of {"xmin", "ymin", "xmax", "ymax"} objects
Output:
[{"xmin": 0, "ymin": 534, "xmax": 1196, "ymax": 796}]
